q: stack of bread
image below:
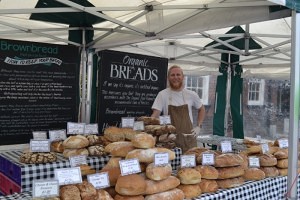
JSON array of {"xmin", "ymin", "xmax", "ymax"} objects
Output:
[
  {"xmin": 62, "ymin": 135, "xmax": 90, "ymax": 158},
  {"xmin": 177, "ymin": 167, "xmax": 202, "ymax": 198}
]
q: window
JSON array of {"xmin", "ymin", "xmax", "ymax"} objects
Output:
[
  {"xmin": 248, "ymin": 79, "xmax": 265, "ymax": 105},
  {"xmin": 185, "ymin": 75, "xmax": 209, "ymax": 104},
  {"xmin": 278, "ymin": 81, "xmax": 290, "ymax": 116}
]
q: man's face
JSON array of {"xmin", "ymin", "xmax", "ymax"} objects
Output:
[{"xmin": 168, "ymin": 67, "xmax": 184, "ymax": 90}]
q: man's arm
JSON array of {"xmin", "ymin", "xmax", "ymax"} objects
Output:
[
  {"xmin": 197, "ymin": 105, "xmax": 205, "ymax": 127},
  {"xmin": 151, "ymin": 109, "xmax": 161, "ymax": 118}
]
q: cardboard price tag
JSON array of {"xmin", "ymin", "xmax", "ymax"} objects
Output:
[
  {"xmin": 202, "ymin": 153, "xmax": 215, "ymax": 165},
  {"xmin": 30, "ymin": 139, "xmax": 50, "ymax": 152},
  {"xmin": 121, "ymin": 117, "xmax": 135, "ymax": 128},
  {"xmin": 133, "ymin": 121, "xmax": 144, "ymax": 131},
  {"xmin": 261, "ymin": 143, "xmax": 269, "ymax": 154},
  {"xmin": 159, "ymin": 115, "xmax": 171, "ymax": 125},
  {"xmin": 84, "ymin": 124, "xmax": 99, "ymax": 135},
  {"xmin": 119, "ymin": 159, "xmax": 141, "ymax": 176},
  {"xmin": 69, "ymin": 155, "xmax": 87, "ymax": 167},
  {"xmin": 49, "ymin": 130, "xmax": 67, "ymax": 141},
  {"xmin": 154, "ymin": 152, "xmax": 169, "ymax": 166},
  {"xmin": 249, "ymin": 156, "xmax": 260, "ymax": 168},
  {"xmin": 221, "ymin": 141, "xmax": 232, "ymax": 153},
  {"xmin": 87, "ymin": 172, "xmax": 110, "ymax": 189},
  {"xmin": 180, "ymin": 154, "xmax": 196, "ymax": 168},
  {"xmin": 67, "ymin": 122, "xmax": 85, "ymax": 135},
  {"xmin": 33, "ymin": 131, "xmax": 47, "ymax": 140},
  {"xmin": 278, "ymin": 138, "xmax": 288, "ymax": 148},
  {"xmin": 32, "ymin": 180, "xmax": 59, "ymax": 198},
  {"xmin": 54, "ymin": 167, "xmax": 82, "ymax": 185}
]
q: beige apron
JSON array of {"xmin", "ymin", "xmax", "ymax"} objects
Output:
[{"xmin": 168, "ymin": 90, "xmax": 197, "ymax": 153}]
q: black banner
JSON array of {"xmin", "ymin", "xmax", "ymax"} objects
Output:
[
  {"xmin": 97, "ymin": 50, "xmax": 168, "ymax": 132},
  {"xmin": 0, "ymin": 39, "xmax": 80, "ymax": 145}
]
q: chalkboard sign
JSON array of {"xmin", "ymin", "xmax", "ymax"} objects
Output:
[
  {"xmin": 97, "ymin": 50, "xmax": 168, "ymax": 132},
  {"xmin": 0, "ymin": 39, "xmax": 80, "ymax": 145}
]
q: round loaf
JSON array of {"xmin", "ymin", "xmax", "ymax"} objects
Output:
[
  {"xmin": 146, "ymin": 163, "xmax": 172, "ymax": 181},
  {"xmin": 259, "ymin": 154, "xmax": 277, "ymax": 167},
  {"xmin": 114, "ymin": 194, "xmax": 144, "ymax": 200},
  {"xmin": 115, "ymin": 174, "xmax": 146, "ymax": 195},
  {"xmin": 198, "ymin": 179, "xmax": 218, "ymax": 193},
  {"xmin": 132, "ymin": 133, "xmax": 156, "ymax": 149},
  {"xmin": 122, "ymin": 128, "xmax": 139, "ymax": 141},
  {"xmin": 243, "ymin": 168, "xmax": 265, "ymax": 181},
  {"xmin": 177, "ymin": 184, "xmax": 202, "ymax": 199},
  {"xmin": 103, "ymin": 157, "xmax": 122, "ymax": 169},
  {"xmin": 60, "ymin": 185, "xmax": 81, "ymax": 200},
  {"xmin": 274, "ymin": 149, "xmax": 288, "ymax": 159},
  {"xmin": 260, "ymin": 166, "xmax": 279, "ymax": 177},
  {"xmin": 217, "ymin": 165, "xmax": 245, "ymax": 179},
  {"xmin": 62, "ymin": 148, "xmax": 89, "ymax": 158},
  {"xmin": 96, "ymin": 189, "xmax": 114, "ymax": 200},
  {"xmin": 104, "ymin": 141, "xmax": 135, "ymax": 157},
  {"xmin": 88, "ymin": 145, "xmax": 106, "ymax": 156},
  {"xmin": 276, "ymin": 158, "xmax": 288, "ymax": 168},
  {"xmin": 76, "ymin": 181, "xmax": 97, "ymax": 199},
  {"xmin": 126, "ymin": 148, "xmax": 175, "ymax": 163},
  {"xmin": 63, "ymin": 135, "xmax": 89, "ymax": 149},
  {"xmin": 195, "ymin": 165, "xmax": 218, "ymax": 179},
  {"xmin": 51, "ymin": 141, "xmax": 64, "ymax": 153},
  {"xmin": 86, "ymin": 135, "xmax": 102, "ymax": 146},
  {"xmin": 177, "ymin": 168, "xmax": 201, "ymax": 184},
  {"xmin": 215, "ymin": 153, "xmax": 244, "ymax": 167},
  {"xmin": 144, "ymin": 188, "xmax": 184, "ymax": 200},
  {"xmin": 144, "ymin": 176, "xmax": 180, "ymax": 195},
  {"xmin": 100, "ymin": 167, "xmax": 121, "ymax": 186},
  {"xmin": 216, "ymin": 177, "xmax": 245, "ymax": 189},
  {"xmin": 104, "ymin": 127, "xmax": 125, "ymax": 142}
]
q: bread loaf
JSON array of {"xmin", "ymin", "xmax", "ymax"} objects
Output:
[
  {"xmin": 238, "ymin": 152, "xmax": 249, "ymax": 170},
  {"xmin": 195, "ymin": 165, "xmax": 218, "ymax": 179},
  {"xmin": 275, "ymin": 158, "xmax": 299, "ymax": 169},
  {"xmin": 103, "ymin": 157, "xmax": 122, "ymax": 169},
  {"xmin": 278, "ymin": 168, "xmax": 288, "ymax": 176},
  {"xmin": 76, "ymin": 181, "xmax": 97, "ymax": 199},
  {"xmin": 63, "ymin": 135, "xmax": 89, "ymax": 149},
  {"xmin": 104, "ymin": 187, "xmax": 117, "ymax": 199},
  {"xmin": 114, "ymin": 194, "xmax": 144, "ymax": 200},
  {"xmin": 100, "ymin": 167, "xmax": 121, "ymax": 186},
  {"xmin": 260, "ymin": 166, "xmax": 279, "ymax": 177},
  {"xmin": 144, "ymin": 176, "xmax": 180, "ymax": 195},
  {"xmin": 115, "ymin": 174, "xmax": 146, "ymax": 196},
  {"xmin": 177, "ymin": 168, "xmax": 201, "ymax": 184},
  {"xmin": 104, "ymin": 127, "xmax": 125, "ymax": 142},
  {"xmin": 104, "ymin": 141, "xmax": 135, "ymax": 157},
  {"xmin": 137, "ymin": 116, "xmax": 160, "ymax": 125},
  {"xmin": 96, "ymin": 189, "xmax": 114, "ymax": 200},
  {"xmin": 146, "ymin": 163, "xmax": 172, "ymax": 181},
  {"xmin": 122, "ymin": 128, "xmax": 139, "ymax": 141},
  {"xmin": 62, "ymin": 148, "xmax": 89, "ymax": 158},
  {"xmin": 259, "ymin": 154, "xmax": 277, "ymax": 167},
  {"xmin": 177, "ymin": 184, "xmax": 202, "ymax": 199},
  {"xmin": 19, "ymin": 152, "xmax": 57, "ymax": 164},
  {"xmin": 51, "ymin": 141, "xmax": 64, "ymax": 153},
  {"xmin": 274, "ymin": 149, "xmax": 288, "ymax": 159},
  {"xmin": 86, "ymin": 135, "xmax": 102, "ymax": 146},
  {"xmin": 144, "ymin": 188, "xmax": 184, "ymax": 200},
  {"xmin": 88, "ymin": 145, "xmax": 106, "ymax": 156},
  {"xmin": 60, "ymin": 185, "xmax": 81, "ymax": 200},
  {"xmin": 216, "ymin": 177, "xmax": 245, "ymax": 189},
  {"xmin": 215, "ymin": 153, "xmax": 244, "ymax": 167},
  {"xmin": 132, "ymin": 133, "xmax": 156, "ymax": 149},
  {"xmin": 217, "ymin": 166, "xmax": 245, "ymax": 179},
  {"xmin": 245, "ymin": 145, "xmax": 262, "ymax": 155},
  {"xmin": 243, "ymin": 168, "xmax": 265, "ymax": 181},
  {"xmin": 198, "ymin": 179, "xmax": 218, "ymax": 193},
  {"xmin": 126, "ymin": 148, "xmax": 175, "ymax": 163}
]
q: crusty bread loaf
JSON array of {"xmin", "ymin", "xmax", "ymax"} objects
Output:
[
  {"xmin": 274, "ymin": 149, "xmax": 288, "ymax": 159},
  {"xmin": 245, "ymin": 145, "xmax": 262, "ymax": 155},
  {"xmin": 137, "ymin": 116, "xmax": 160, "ymax": 125},
  {"xmin": 260, "ymin": 166, "xmax": 279, "ymax": 177},
  {"xmin": 195, "ymin": 165, "xmax": 218, "ymax": 180},
  {"xmin": 275, "ymin": 158, "xmax": 300, "ymax": 169},
  {"xmin": 215, "ymin": 153, "xmax": 244, "ymax": 167},
  {"xmin": 238, "ymin": 152, "xmax": 249, "ymax": 170},
  {"xmin": 122, "ymin": 128, "xmax": 139, "ymax": 141},
  {"xmin": 19, "ymin": 152, "xmax": 57, "ymax": 164},
  {"xmin": 104, "ymin": 127, "xmax": 125, "ymax": 142},
  {"xmin": 88, "ymin": 145, "xmax": 106, "ymax": 156},
  {"xmin": 76, "ymin": 181, "xmax": 97, "ymax": 199},
  {"xmin": 60, "ymin": 185, "xmax": 81, "ymax": 200},
  {"xmin": 96, "ymin": 189, "xmax": 114, "ymax": 200},
  {"xmin": 115, "ymin": 174, "xmax": 146, "ymax": 195},
  {"xmin": 132, "ymin": 133, "xmax": 156, "ymax": 149},
  {"xmin": 243, "ymin": 168, "xmax": 265, "ymax": 181},
  {"xmin": 102, "ymin": 157, "xmax": 122, "ymax": 169},
  {"xmin": 177, "ymin": 184, "xmax": 202, "ymax": 199},
  {"xmin": 144, "ymin": 176, "xmax": 180, "ymax": 195},
  {"xmin": 259, "ymin": 154, "xmax": 277, "ymax": 167},
  {"xmin": 104, "ymin": 141, "xmax": 135, "ymax": 157},
  {"xmin": 62, "ymin": 148, "xmax": 89, "ymax": 158},
  {"xmin": 114, "ymin": 194, "xmax": 144, "ymax": 200},
  {"xmin": 63, "ymin": 135, "xmax": 89, "ymax": 149},
  {"xmin": 144, "ymin": 188, "xmax": 185, "ymax": 200},
  {"xmin": 86, "ymin": 135, "xmax": 102, "ymax": 146},
  {"xmin": 126, "ymin": 148, "xmax": 175, "ymax": 163},
  {"xmin": 104, "ymin": 187, "xmax": 117, "ymax": 199},
  {"xmin": 217, "ymin": 166, "xmax": 245, "ymax": 179},
  {"xmin": 146, "ymin": 163, "xmax": 172, "ymax": 181},
  {"xmin": 216, "ymin": 177, "xmax": 245, "ymax": 189},
  {"xmin": 100, "ymin": 167, "xmax": 121, "ymax": 186},
  {"xmin": 177, "ymin": 168, "xmax": 201, "ymax": 184},
  {"xmin": 51, "ymin": 141, "xmax": 64, "ymax": 153},
  {"xmin": 198, "ymin": 179, "xmax": 218, "ymax": 193}
]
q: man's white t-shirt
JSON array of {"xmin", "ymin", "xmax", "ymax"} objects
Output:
[{"xmin": 152, "ymin": 88, "xmax": 203, "ymax": 123}]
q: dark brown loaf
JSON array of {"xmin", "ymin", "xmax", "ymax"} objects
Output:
[
  {"xmin": 195, "ymin": 165, "xmax": 219, "ymax": 179},
  {"xmin": 215, "ymin": 153, "xmax": 244, "ymax": 167},
  {"xmin": 144, "ymin": 188, "xmax": 184, "ymax": 200},
  {"xmin": 177, "ymin": 184, "xmax": 202, "ymax": 199},
  {"xmin": 198, "ymin": 179, "xmax": 218, "ymax": 193},
  {"xmin": 146, "ymin": 163, "xmax": 172, "ymax": 181},
  {"xmin": 76, "ymin": 181, "xmax": 97, "ymax": 199},
  {"xmin": 60, "ymin": 185, "xmax": 81, "ymax": 200},
  {"xmin": 115, "ymin": 174, "xmax": 146, "ymax": 195},
  {"xmin": 145, "ymin": 176, "xmax": 180, "ymax": 195},
  {"xmin": 88, "ymin": 145, "xmax": 106, "ymax": 156},
  {"xmin": 132, "ymin": 133, "xmax": 156, "ymax": 149},
  {"xmin": 19, "ymin": 152, "xmax": 57, "ymax": 164},
  {"xmin": 216, "ymin": 177, "xmax": 245, "ymax": 189},
  {"xmin": 177, "ymin": 168, "xmax": 201, "ymax": 184},
  {"xmin": 217, "ymin": 166, "xmax": 245, "ymax": 179},
  {"xmin": 243, "ymin": 168, "xmax": 265, "ymax": 181},
  {"xmin": 63, "ymin": 135, "xmax": 89, "ymax": 149},
  {"xmin": 100, "ymin": 167, "xmax": 121, "ymax": 186}
]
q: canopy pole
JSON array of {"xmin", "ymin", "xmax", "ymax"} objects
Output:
[
  {"xmin": 80, "ymin": 29, "xmax": 87, "ymax": 123},
  {"xmin": 287, "ymin": 10, "xmax": 300, "ymax": 200},
  {"xmin": 85, "ymin": 51, "xmax": 93, "ymax": 123},
  {"xmin": 224, "ymin": 54, "xmax": 231, "ymax": 137}
]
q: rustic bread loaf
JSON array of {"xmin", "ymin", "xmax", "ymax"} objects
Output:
[
  {"xmin": 136, "ymin": 116, "xmax": 160, "ymax": 125},
  {"xmin": 215, "ymin": 153, "xmax": 244, "ymax": 167},
  {"xmin": 115, "ymin": 174, "xmax": 146, "ymax": 196},
  {"xmin": 63, "ymin": 135, "xmax": 89, "ymax": 149},
  {"xmin": 260, "ymin": 166, "xmax": 279, "ymax": 177},
  {"xmin": 102, "ymin": 157, "xmax": 122, "ymax": 169},
  {"xmin": 122, "ymin": 128, "xmax": 139, "ymax": 141},
  {"xmin": 238, "ymin": 152, "xmax": 249, "ymax": 170},
  {"xmin": 198, "ymin": 179, "xmax": 218, "ymax": 193},
  {"xmin": 216, "ymin": 177, "xmax": 245, "ymax": 189},
  {"xmin": 126, "ymin": 148, "xmax": 175, "ymax": 163},
  {"xmin": 243, "ymin": 168, "xmax": 265, "ymax": 181},
  {"xmin": 96, "ymin": 189, "xmax": 114, "ymax": 200},
  {"xmin": 274, "ymin": 149, "xmax": 288, "ymax": 159},
  {"xmin": 177, "ymin": 184, "xmax": 202, "ymax": 199},
  {"xmin": 76, "ymin": 181, "xmax": 97, "ymax": 199},
  {"xmin": 144, "ymin": 188, "xmax": 184, "ymax": 200},
  {"xmin": 86, "ymin": 135, "xmax": 102, "ymax": 146},
  {"xmin": 19, "ymin": 152, "xmax": 57, "ymax": 164},
  {"xmin": 114, "ymin": 194, "xmax": 144, "ymax": 200},
  {"xmin": 104, "ymin": 141, "xmax": 135, "ymax": 157},
  {"xmin": 100, "ymin": 167, "xmax": 121, "ymax": 186},
  {"xmin": 104, "ymin": 126, "xmax": 125, "ymax": 142},
  {"xmin": 146, "ymin": 163, "xmax": 172, "ymax": 181},
  {"xmin": 144, "ymin": 176, "xmax": 180, "ymax": 195},
  {"xmin": 217, "ymin": 165, "xmax": 245, "ymax": 179},
  {"xmin": 51, "ymin": 141, "xmax": 64, "ymax": 153},
  {"xmin": 60, "ymin": 185, "xmax": 81, "ymax": 200},
  {"xmin": 195, "ymin": 165, "xmax": 219, "ymax": 179},
  {"xmin": 132, "ymin": 133, "xmax": 156, "ymax": 149},
  {"xmin": 79, "ymin": 164, "xmax": 96, "ymax": 176},
  {"xmin": 177, "ymin": 168, "xmax": 201, "ymax": 184},
  {"xmin": 276, "ymin": 158, "xmax": 289, "ymax": 168},
  {"xmin": 88, "ymin": 145, "xmax": 106, "ymax": 156},
  {"xmin": 259, "ymin": 154, "xmax": 277, "ymax": 167},
  {"xmin": 62, "ymin": 148, "xmax": 89, "ymax": 158}
]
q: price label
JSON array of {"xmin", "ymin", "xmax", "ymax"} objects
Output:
[
  {"xmin": 84, "ymin": 124, "xmax": 99, "ymax": 135},
  {"xmin": 221, "ymin": 141, "xmax": 232, "ymax": 153},
  {"xmin": 133, "ymin": 121, "xmax": 144, "ymax": 131},
  {"xmin": 261, "ymin": 143, "xmax": 269, "ymax": 154},
  {"xmin": 49, "ymin": 130, "xmax": 67, "ymax": 142},
  {"xmin": 32, "ymin": 180, "xmax": 59, "ymax": 198},
  {"xmin": 54, "ymin": 167, "xmax": 82, "ymax": 185},
  {"xmin": 180, "ymin": 154, "xmax": 196, "ymax": 168},
  {"xmin": 256, "ymin": 135, "xmax": 262, "ymax": 143},
  {"xmin": 278, "ymin": 138, "xmax": 288, "ymax": 148},
  {"xmin": 119, "ymin": 159, "xmax": 141, "ymax": 176},
  {"xmin": 33, "ymin": 131, "xmax": 47, "ymax": 140},
  {"xmin": 154, "ymin": 152, "xmax": 169, "ymax": 166},
  {"xmin": 159, "ymin": 115, "xmax": 171, "ymax": 125},
  {"xmin": 87, "ymin": 172, "xmax": 110, "ymax": 189},
  {"xmin": 249, "ymin": 156, "xmax": 260, "ymax": 168},
  {"xmin": 202, "ymin": 153, "xmax": 215, "ymax": 165},
  {"xmin": 30, "ymin": 139, "xmax": 50, "ymax": 152},
  {"xmin": 67, "ymin": 122, "xmax": 85, "ymax": 135},
  {"xmin": 69, "ymin": 155, "xmax": 87, "ymax": 167},
  {"xmin": 121, "ymin": 117, "xmax": 135, "ymax": 128}
]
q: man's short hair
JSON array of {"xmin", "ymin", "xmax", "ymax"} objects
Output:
[{"xmin": 168, "ymin": 65, "xmax": 183, "ymax": 77}]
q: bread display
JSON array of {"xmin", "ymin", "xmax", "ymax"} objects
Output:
[
  {"xmin": 144, "ymin": 176, "xmax": 181, "ymax": 195},
  {"xmin": 217, "ymin": 165, "xmax": 245, "ymax": 179},
  {"xmin": 132, "ymin": 133, "xmax": 156, "ymax": 149},
  {"xmin": 177, "ymin": 168, "xmax": 201, "ymax": 184},
  {"xmin": 115, "ymin": 174, "xmax": 147, "ymax": 195},
  {"xmin": 198, "ymin": 179, "xmax": 218, "ymax": 193},
  {"xmin": 51, "ymin": 140, "xmax": 64, "ymax": 153},
  {"xmin": 144, "ymin": 188, "xmax": 185, "ymax": 200},
  {"xmin": 63, "ymin": 148, "xmax": 89, "ymax": 158},
  {"xmin": 104, "ymin": 141, "xmax": 135, "ymax": 157},
  {"xmin": 215, "ymin": 153, "xmax": 244, "ymax": 167},
  {"xmin": 126, "ymin": 148, "xmax": 175, "ymax": 163},
  {"xmin": 195, "ymin": 165, "xmax": 219, "ymax": 179},
  {"xmin": 216, "ymin": 177, "xmax": 245, "ymax": 189},
  {"xmin": 63, "ymin": 135, "xmax": 89, "ymax": 149},
  {"xmin": 104, "ymin": 126, "xmax": 125, "ymax": 142},
  {"xmin": 243, "ymin": 168, "xmax": 265, "ymax": 181},
  {"xmin": 19, "ymin": 152, "xmax": 57, "ymax": 164},
  {"xmin": 146, "ymin": 163, "xmax": 172, "ymax": 181},
  {"xmin": 177, "ymin": 184, "xmax": 202, "ymax": 199}
]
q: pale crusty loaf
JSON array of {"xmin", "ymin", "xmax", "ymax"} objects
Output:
[
  {"xmin": 86, "ymin": 134, "xmax": 102, "ymax": 146},
  {"xmin": 177, "ymin": 184, "xmax": 202, "ymax": 199},
  {"xmin": 146, "ymin": 163, "xmax": 172, "ymax": 181},
  {"xmin": 216, "ymin": 177, "xmax": 245, "ymax": 189},
  {"xmin": 126, "ymin": 148, "xmax": 175, "ymax": 163},
  {"xmin": 260, "ymin": 166, "xmax": 279, "ymax": 177},
  {"xmin": 195, "ymin": 165, "xmax": 219, "ymax": 179},
  {"xmin": 122, "ymin": 128, "xmax": 139, "ymax": 141},
  {"xmin": 274, "ymin": 149, "xmax": 288, "ymax": 159},
  {"xmin": 132, "ymin": 133, "xmax": 156, "ymax": 149},
  {"xmin": 177, "ymin": 168, "xmax": 201, "ymax": 184},
  {"xmin": 145, "ymin": 176, "xmax": 180, "ymax": 195},
  {"xmin": 215, "ymin": 153, "xmax": 244, "ymax": 167},
  {"xmin": 144, "ymin": 188, "xmax": 184, "ymax": 200},
  {"xmin": 115, "ymin": 174, "xmax": 146, "ymax": 196},
  {"xmin": 217, "ymin": 166, "xmax": 245, "ymax": 179},
  {"xmin": 114, "ymin": 194, "xmax": 144, "ymax": 200},
  {"xmin": 104, "ymin": 127, "xmax": 125, "ymax": 142},
  {"xmin": 102, "ymin": 157, "xmax": 122, "ymax": 169},
  {"xmin": 238, "ymin": 152, "xmax": 249, "ymax": 170},
  {"xmin": 198, "ymin": 179, "xmax": 218, "ymax": 193},
  {"xmin": 243, "ymin": 168, "xmax": 265, "ymax": 181},
  {"xmin": 259, "ymin": 154, "xmax": 277, "ymax": 167},
  {"xmin": 60, "ymin": 185, "xmax": 81, "ymax": 200},
  {"xmin": 62, "ymin": 148, "xmax": 89, "ymax": 158},
  {"xmin": 96, "ymin": 189, "xmax": 114, "ymax": 200},
  {"xmin": 63, "ymin": 135, "xmax": 89, "ymax": 149},
  {"xmin": 104, "ymin": 141, "xmax": 135, "ymax": 157},
  {"xmin": 245, "ymin": 145, "xmax": 262, "ymax": 155}
]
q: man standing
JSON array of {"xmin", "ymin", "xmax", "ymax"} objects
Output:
[{"xmin": 151, "ymin": 65, "xmax": 205, "ymax": 152}]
